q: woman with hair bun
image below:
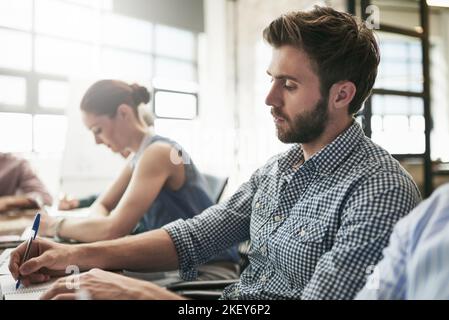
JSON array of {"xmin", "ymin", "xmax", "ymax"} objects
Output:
[{"xmin": 40, "ymin": 79, "xmax": 239, "ymax": 280}]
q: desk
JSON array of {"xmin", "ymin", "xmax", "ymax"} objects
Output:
[
  {"xmin": 0, "ymin": 210, "xmax": 35, "ymax": 254},
  {"xmin": 0, "ymin": 210, "xmax": 35, "ymax": 236}
]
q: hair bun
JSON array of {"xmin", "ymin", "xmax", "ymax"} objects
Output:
[{"xmin": 130, "ymin": 84, "xmax": 151, "ymax": 105}]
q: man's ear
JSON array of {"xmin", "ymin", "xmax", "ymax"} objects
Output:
[{"xmin": 329, "ymin": 81, "xmax": 357, "ymax": 111}]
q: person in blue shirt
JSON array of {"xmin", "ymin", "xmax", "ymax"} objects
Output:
[
  {"xmin": 357, "ymin": 183, "xmax": 449, "ymax": 299},
  {"xmin": 38, "ymin": 79, "xmax": 239, "ymax": 280}
]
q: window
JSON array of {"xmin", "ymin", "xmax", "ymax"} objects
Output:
[
  {"xmin": 38, "ymin": 80, "xmax": 69, "ymax": 110},
  {"xmin": 370, "ymin": 32, "xmax": 425, "ymax": 155},
  {"xmin": 154, "ymin": 90, "xmax": 198, "ymax": 120},
  {"xmin": 0, "ymin": 0, "xmax": 199, "ymax": 154},
  {"xmin": 375, "ymin": 35, "xmax": 423, "ymax": 92},
  {"xmin": 0, "ymin": 75, "xmax": 26, "ymax": 107},
  {"xmin": 0, "ymin": 29, "xmax": 32, "ymax": 71},
  {"xmin": 0, "ymin": 0, "xmax": 33, "ymax": 31},
  {"xmin": 0, "ymin": 113, "xmax": 32, "ymax": 152},
  {"xmin": 371, "ymin": 95, "xmax": 425, "ymax": 154}
]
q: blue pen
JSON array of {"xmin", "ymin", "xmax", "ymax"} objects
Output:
[{"xmin": 15, "ymin": 212, "xmax": 41, "ymax": 290}]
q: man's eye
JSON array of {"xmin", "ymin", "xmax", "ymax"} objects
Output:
[
  {"xmin": 93, "ymin": 128, "xmax": 102, "ymax": 135},
  {"xmin": 284, "ymin": 80, "xmax": 298, "ymax": 90}
]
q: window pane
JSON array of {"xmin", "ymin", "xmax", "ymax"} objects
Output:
[
  {"xmin": 35, "ymin": 0, "xmax": 100, "ymax": 42},
  {"xmin": 39, "ymin": 80, "xmax": 69, "ymax": 110},
  {"xmin": 0, "ymin": 113, "xmax": 32, "ymax": 152},
  {"xmin": 100, "ymin": 48, "xmax": 151, "ymax": 80},
  {"xmin": 371, "ymin": 115, "xmax": 383, "ymax": 132},
  {"xmin": 372, "ymin": 131, "xmax": 425, "ymax": 154},
  {"xmin": 0, "ymin": 75, "xmax": 26, "ymax": 106},
  {"xmin": 410, "ymin": 115, "xmax": 425, "ymax": 132},
  {"xmin": 35, "ymin": 36, "xmax": 97, "ymax": 76},
  {"xmin": 0, "ymin": 0, "xmax": 33, "ymax": 31},
  {"xmin": 0, "ymin": 29, "xmax": 32, "ymax": 71},
  {"xmin": 383, "ymin": 115, "xmax": 409, "ymax": 132},
  {"xmin": 375, "ymin": 35, "xmax": 423, "ymax": 92},
  {"xmin": 101, "ymin": 13, "xmax": 152, "ymax": 52},
  {"xmin": 371, "ymin": 114, "xmax": 425, "ymax": 154},
  {"xmin": 372, "ymin": 95, "xmax": 423, "ymax": 116},
  {"xmin": 154, "ymin": 57, "xmax": 196, "ymax": 82},
  {"xmin": 33, "ymin": 115, "xmax": 67, "ymax": 153},
  {"xmin": 154, "ymin": 91, "xmax": 197, "ymax": 119},
  {"xmin": 155, "ymin": 25, "xmax": 195, "ymax": 61}
]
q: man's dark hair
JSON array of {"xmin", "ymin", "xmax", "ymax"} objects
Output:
[{"xmin": 263, "ymin": 6, "xmax": 380, "ymax": 114}]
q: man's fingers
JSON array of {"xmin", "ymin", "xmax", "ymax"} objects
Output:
[
  {"xmin": 19, "ymin": 253, "xmax": 51, "ymax": 276},
  {"xmin": 40, "ymin": 278, "xmax": 71, "ymax": 300},
  {"xmin": 8, "ymin": 243, "xmax": 27, "ymax": 279},
  {"xmin": 27, "ymin": 273, "xmax": 50, "ymax": 284},
  {"xmin": 52, "ymin": 293, "xmax": 77, "ymax": 300},
  {"xmin": 9, "ymin": 261, "xmax": 20, "ymax": 280}
]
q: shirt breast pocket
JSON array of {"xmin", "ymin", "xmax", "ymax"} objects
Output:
[
  {"xmin": 250, "ymin": 192, "xmax": 277, "ymax": 239},
  {"xmin": 274, "ymin": 218, "xmax": 329, "ymax": 288}
]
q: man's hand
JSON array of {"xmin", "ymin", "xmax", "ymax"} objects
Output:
[
  {"xmin": 40, "ymin": 268, "xmax": 186, "ymax": 300},
  {"xmin": 9, "ymin": 237, "xmax": 76, "ymax": 286}
]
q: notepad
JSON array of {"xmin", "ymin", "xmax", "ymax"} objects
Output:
[
  {"xmin": 0, "ymin": 275, "xmax": 56, "ymax": 300},
  {"xmin": 0, "ymin": 249, "xmax": 13, "ymax": 275}
]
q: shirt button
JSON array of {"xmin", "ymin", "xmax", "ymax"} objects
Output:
[
  {"xmin": 260, "ymin": 245, "xmax": 267, "ymax": 255},
  {"xmin": 298, "ymin": 228, "xmax": 306, "ymax": 237},
  {"xmin": 273, "ymin": 215, "xmax": 282, "ymax": 222},
  {"xmin": 255, "ymin": 202, "xmax": 261, "ymax": 209},
  {"xmin": 260, "ymin": 275, "xmax": 267, "ymax": 283}
]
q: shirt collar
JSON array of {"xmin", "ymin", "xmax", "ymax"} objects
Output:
[{"xmin": 278, "ymin": 121, "xmax": 364, "ymax": 176}]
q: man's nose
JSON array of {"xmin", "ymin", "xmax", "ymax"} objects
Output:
[{"xmin": 265, "ymin": 82, "xmax": 282, "ymax": 108}]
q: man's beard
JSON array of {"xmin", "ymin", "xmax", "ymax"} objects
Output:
[{"xmin": 274, "ymin": 97, "xmax": 329, "ymax": 144}]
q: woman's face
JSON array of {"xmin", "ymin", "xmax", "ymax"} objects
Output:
[{"xmin": 82, "ymin": 111, "xmax": 126, "ymax": 153}]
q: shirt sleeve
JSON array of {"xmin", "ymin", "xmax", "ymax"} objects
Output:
[
  {"xmin": 402, "ymin": 185, "xmax": 449, "ymax": 299},
  {"xmin": 162, "ymin": 169, "xmax": 260, "ymax": 280},
  {"xmin": 355, "ymin": 214, "xmax": 411, "ymax": 300},
  {"xmin": 408, "ymin": 232, "xmax": 449, "ymax": 299},
  {"xmin": 17, "ymin": 158, "xmax": 53, "ymax": 205},
  {"xmin": 300, "ymin": 171, "xmax": 421, "ymax": 300}
]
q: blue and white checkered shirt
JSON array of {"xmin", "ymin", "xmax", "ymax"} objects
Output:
[
  {"xmin": 163, "ymin": 122, "xmax": 421, "ymax": 299},
  {"xmin": 356, "ymin": 183, "xmax": 449, "ymax": 300}
]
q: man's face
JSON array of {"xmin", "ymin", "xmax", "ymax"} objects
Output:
[{"xmin": 265, "ymin": 45, "xmax": 328, "ymax": 144}]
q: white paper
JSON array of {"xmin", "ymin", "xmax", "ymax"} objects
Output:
[{"xmin": 0, "ymin": 275, "xmax": 55, "ymax": 300}]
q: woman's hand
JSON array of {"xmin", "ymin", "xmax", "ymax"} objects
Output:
[
  {"xmin": 40, "ymin": 268, "xmax": 186, "ymax": 300},
  {"xmin": 58, "ymin": 194, "xmax": 80, "ymax": 210},
  {"xmin": 38, "ymin": 211, "xmax": 59, "ymax": 237}
]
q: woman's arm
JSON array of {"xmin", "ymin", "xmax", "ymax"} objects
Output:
[
  {"xmin": 89, "ymin": 162, "xmax": 134, "ymax": 217},
  {"xmin": 47, "ymin": 143, "xmax": 178, "ymax": 242}
]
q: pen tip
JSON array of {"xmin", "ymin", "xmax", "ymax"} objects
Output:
[{"xmin": 15, "ymin": 281, "xmax": 20, "ymax": 290}]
